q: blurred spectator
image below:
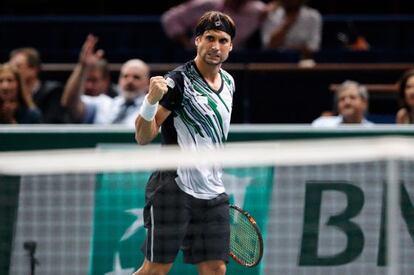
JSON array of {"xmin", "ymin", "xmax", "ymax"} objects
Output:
[
  {"xmin": 9, "ymin": 47, "xmax": 67, "ymax": 123},
  {"xmin": 396, "ymin": 69, "xmax": 414, "ymax": 124},
  {"xmin": 261, "ymin": 0, "xmax": 322, "ymax": 62},
  {"xmin": 161, "ymin": 0, "xmax": 274, "ymax": 49},
  {"xmin": 0, "ymin": 64, "xmax": 42, "ymax": 124},
  {"xmin": 61, "ymin": 35, "xmax": 149, "ymax": 126},
  {"xmin": 79, "ymin": 58, "xmax": 118, "ymax": 98},
  {"xmin": 63, "ymin": 35, "xmax": 117, "ymax": 99},
  {"xmin": 312, "ymin": 80, "xmax": 374, "ymax": 127}
]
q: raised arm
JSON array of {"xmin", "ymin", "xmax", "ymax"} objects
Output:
[
  {"xmin": 61, "ymin": 34, "xmax": 104, "ymax": 121},
  {"xmin": 135, "ymin": 76, "xmax": 171, "ymax": 145}
]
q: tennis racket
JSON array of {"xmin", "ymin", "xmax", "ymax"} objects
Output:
[{"xmin": 229, "ymin": 205, "xmax": 264, "ymax": 267}]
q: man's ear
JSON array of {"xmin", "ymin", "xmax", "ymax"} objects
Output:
[{"xmin": 195, "ymin": 36, "xmax": 200, "ymax": 47}]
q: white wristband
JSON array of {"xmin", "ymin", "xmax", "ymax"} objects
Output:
[{"xmin": 139, "ymin": 95, "xmax": 158, "ymax": 121}]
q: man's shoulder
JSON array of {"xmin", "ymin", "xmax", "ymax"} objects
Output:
[
  {"xmin": 41, "ymin": 80, "xmax": 62, "ymax": 89},
  {"xmin": 362, "ymin": 118, "xmax": 375, "ymax": 126},
  {"xmin": 37, "ymin": 80, "xmax": 63, "ymax": 95},
  {"xmin": 302, "ymin": 6, "xmax": 322, "ymax": 19},
  {"xmin": 312, "ymin": 116, "xmax": 342, "ymax": 127},
  {"xmin": 166, "ymin": 61, "xmax": 196, "ymax": 80},
  {"xmin": 169, "ymin": 63, "xmax": 188, "ymax": 75},
  {"xmin": 220, "ymin": 67, "xmax": 233, "ymax": 78},
  {"xmin": 220, "ymin": 68, "xmax": 235, "ymax": 86}
]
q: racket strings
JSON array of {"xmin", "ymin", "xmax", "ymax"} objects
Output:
[{"xmin": 230, "ymin": 210, "xmax": 261, "ymax": 265}]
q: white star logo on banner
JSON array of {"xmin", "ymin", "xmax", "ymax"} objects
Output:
[
  {"xmin": 223, "ymin": 173, "xmax": 252, "ymax": 206},
  {"xmin": 104, "ymin": 252, "xmax": 134, "ymax": 275},
  {"xmin": 120, "ymin": 208, "xmax": 144, "ymax": 241}
]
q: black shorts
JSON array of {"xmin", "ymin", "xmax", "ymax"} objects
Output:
[{"xmin": 141, "ymin": 171, "xmax": 230, "ymax": 264}]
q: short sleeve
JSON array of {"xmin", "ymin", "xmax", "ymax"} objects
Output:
[{"xmin": 159, "ymin": 71, "xmax": 184, "ymax": 112}]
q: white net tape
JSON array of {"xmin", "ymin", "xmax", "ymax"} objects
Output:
[{"xmin": 1, "ymin": 136, "xmax": 413, "ymax": 275}]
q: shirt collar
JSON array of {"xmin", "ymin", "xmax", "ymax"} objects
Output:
[{"xmin": 121, "ymin": 94, "xmax": 145, "ymax": 106}]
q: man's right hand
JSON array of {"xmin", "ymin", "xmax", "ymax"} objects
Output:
[
  {"xmin": 147, "ymin": 76, "xmax": 169, "ymax": 104},
  {"xmin": 79, "ymin": 34, "xmax": 104, "ymax": 67}
]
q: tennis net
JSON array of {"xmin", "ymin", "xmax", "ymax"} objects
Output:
[{"xmin": 1, "ymin": 136, "xmax": 413, "ymax": 275}]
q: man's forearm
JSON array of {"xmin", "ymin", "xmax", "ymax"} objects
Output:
[
  {"xmin": 135, "ymin": 116, "xmax": 160, "ymax": 145},
  {"xmin": 61, "ymin": 64, "xmax": 86, "ymax": 119},
  {"xmin": 135, "ymin": 76, "xmax": 171, "ymax": 145}
]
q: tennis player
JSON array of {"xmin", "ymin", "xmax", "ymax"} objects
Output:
[{"xmin": 133, "ymin": 10, "xmax": 236, "ymax": 275}]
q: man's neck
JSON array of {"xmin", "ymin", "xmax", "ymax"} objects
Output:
[{"xmin": 194, "ymin": 58, "xmax": 221, "ymax": 83}]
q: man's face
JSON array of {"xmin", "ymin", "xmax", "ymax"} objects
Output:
[
  {"xmin": 118, "ymin": 63, "xmax": 149, "ymax": 99},
  {"xmin": 195, "ymin": 30, "xmax": 233, "ymax": 66},
  {"xmin": 337, "ymin": 86, "xmax": 367, "ymax": 122},
  {"xmin": 84, "ymin": 69, "xmax": 108, "ymax": 97},
  {"xmin": 404, "ymin": 75, "xmax": 414, "ymax": 108},
  {"xmin": 9, "ymin": 53, "xmax": 37, "ymax": 83}
]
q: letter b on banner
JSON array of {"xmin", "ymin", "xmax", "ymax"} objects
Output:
[{"xmin": 299, "ymin": 182, "xmax": 364, "ymax": 265}]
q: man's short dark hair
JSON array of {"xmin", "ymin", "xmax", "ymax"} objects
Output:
[
  {"xmin": 195, "ymin": 11, "xmax": 236, "ymax": 39},
  {"xmin": 10, "ymin": 47, "xmax": 41, "ymax": 69}
]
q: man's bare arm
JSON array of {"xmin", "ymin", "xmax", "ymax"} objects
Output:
[
  {"xmin": 61, "ymin": 34, "xmax": 104, "ymax": 121},
  {"xmin": 135, "ymin": 76, "xmax": 171, "ymax": 145},
  {"xmin": 135, "ymin": 106, "xmax": 171, "ymax": 145},
  {"xmin": 61, "ymin": 64, "xmax": 87, "ymax": 121}
]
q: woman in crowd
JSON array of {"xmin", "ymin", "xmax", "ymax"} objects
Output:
[
  {"xmin": 396, "ymin": 69, "xmax": 414, "ymax": 124},
  {"xmin": 0, "ymin": 64, "xmax": 42, "ymax": 124}
]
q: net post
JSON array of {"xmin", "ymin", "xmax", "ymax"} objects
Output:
[{"xmin": 386, "ymin": 158, "xmax": 400, "ymax": 275}]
